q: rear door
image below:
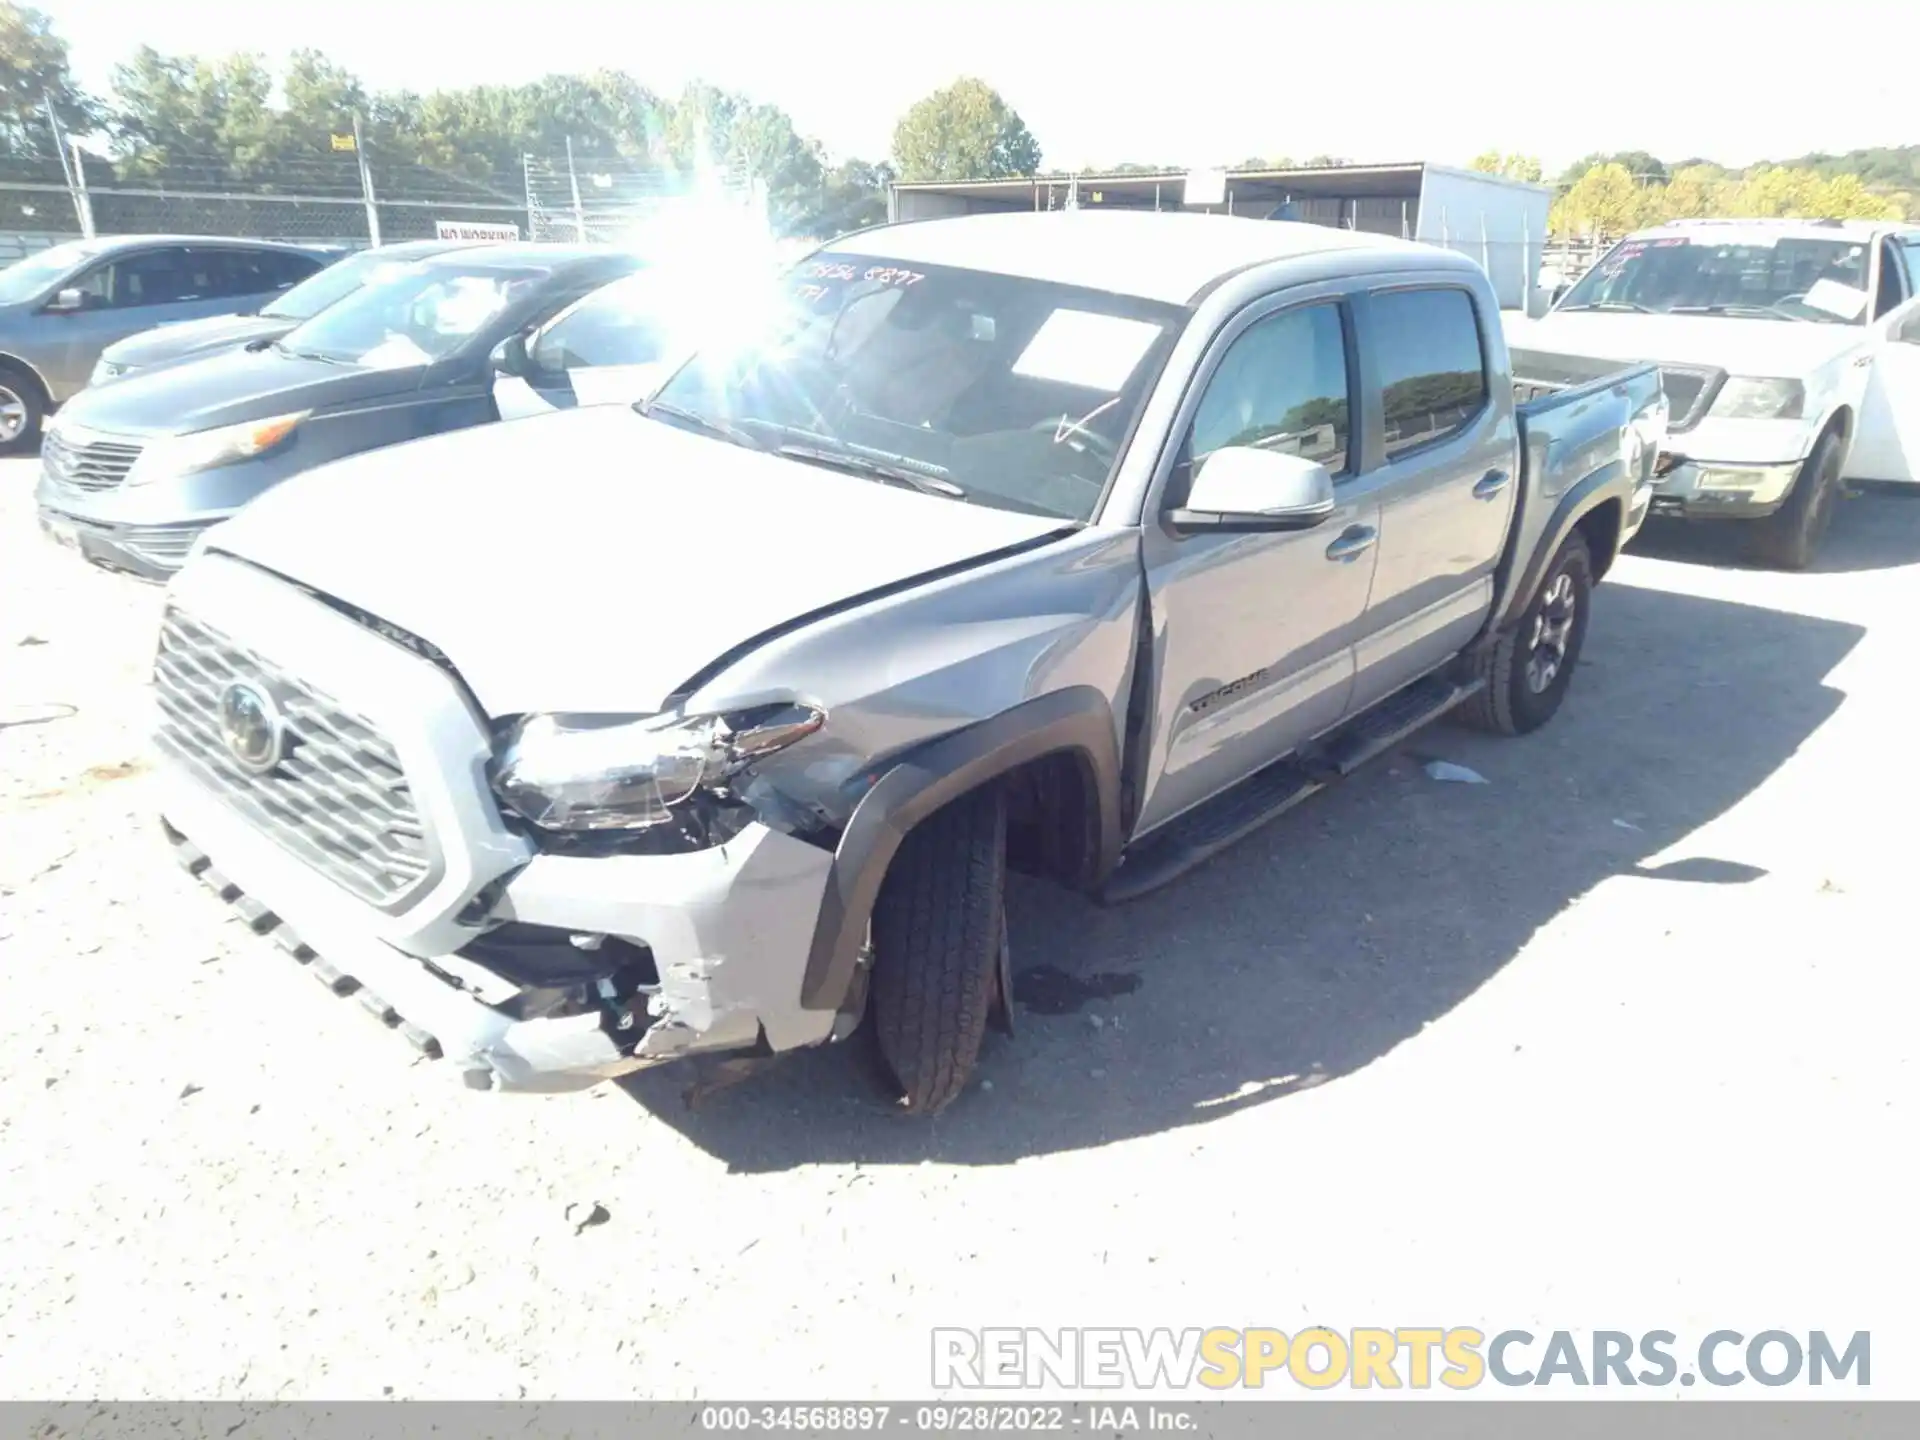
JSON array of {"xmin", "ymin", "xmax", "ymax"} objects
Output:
[
  {"xmin": 1131, "ymin": 284, "xmax": 1378, "ymax": 838},
  {"xmin": 1345, "ymin": 280, "xmax": 1515, "ymax": 714}
]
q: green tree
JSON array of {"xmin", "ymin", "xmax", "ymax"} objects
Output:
[
  {"xmin": 107, "ymin": 47, "xmax": 283, "ymax": 180},
  {"xmin": 1550, "ymin": 162, "xmax": 1650, "ymax": 237},
  {"xmin": 1469, "ymin": 150, "xmax": 1543, "ymax": 183},
  {"xmin": 891, "ymin": 77, "xmax": 1040, "ymax": 182},
  {"xmin": 1, "ymin": 0, "xmax": 96, "ymax": 152},
  {"xmin": 1559, "ymin": 150, "xmax": 1668, "ymax": 187}
]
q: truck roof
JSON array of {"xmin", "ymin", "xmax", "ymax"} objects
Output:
[{"xmin": 824, "ymin": 210, "xmax": 1470, "ymax": 306}]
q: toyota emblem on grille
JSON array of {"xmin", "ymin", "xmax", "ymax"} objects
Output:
[{"xmin": 218, "ymin": 682, "xmax": 286, "ymax": 775}]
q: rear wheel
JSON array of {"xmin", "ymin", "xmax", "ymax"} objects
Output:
[
  {"xmin": 1461, "ymin": 531, "xmax": 1593, "ymax": 737},
  {"xmin": 868, "ymin": 785, "xmax": 1007, "ymax": 1115},
  {"xmin": 0, "ymin": 368, "xmax": 45, "ymax": 455},
  {"xmin": 1748, "ymin": 429, "xmax": 1842, "ymax": 572}
]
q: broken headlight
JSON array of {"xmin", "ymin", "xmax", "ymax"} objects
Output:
[{"xmin": 491, "ymin": 705, "xmax": 824, "ymax": 832}]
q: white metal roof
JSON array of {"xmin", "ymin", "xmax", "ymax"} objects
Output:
[{"xmin": 822, "ymin": 210, "xmax": 1457, "ymax": 305}]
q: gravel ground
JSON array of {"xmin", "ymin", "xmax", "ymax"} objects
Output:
[{"xmin": 3, "ymin": 457, "xmax": 1917, "ymax": 1401}]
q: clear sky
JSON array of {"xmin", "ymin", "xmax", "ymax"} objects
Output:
[{"xmin": 39, "ymin": 0, "xmax": 1914, "ymax": 174}]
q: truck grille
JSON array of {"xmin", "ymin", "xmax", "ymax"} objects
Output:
[
  {"xmin": 1655, "ymin": 366, "xmax": 1720, "ymax": 430},
  {"xmin": 152, "ymin": 607, "xmax": 433, "ymax": 908},
  {"xmin": 42, "ymin": 431, "xmax": 144, "ymax": 491}
]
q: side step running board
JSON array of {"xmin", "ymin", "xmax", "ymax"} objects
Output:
[{"xmin": 1098, "ymin": 672, "xmax": 1483, "ymax": 905}]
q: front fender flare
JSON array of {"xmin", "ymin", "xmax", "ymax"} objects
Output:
[{"xmin": 798, "ymin": 685, "xmax": 1123, "ymax": 1012}]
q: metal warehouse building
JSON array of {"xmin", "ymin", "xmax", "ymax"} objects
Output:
[{"xmin": 888, "ymin": 161, "xmax": 1553, "ymax": 309}]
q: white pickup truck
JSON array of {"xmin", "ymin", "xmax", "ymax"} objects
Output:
[{"xmin": 1507, "ymin": 218, "xmax": 1920, "ymax": 568}]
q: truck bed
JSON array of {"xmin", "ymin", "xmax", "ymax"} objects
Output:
[{"xmin": 1491, "ymin": 361, "xmax": 1666, "ymax": 627}]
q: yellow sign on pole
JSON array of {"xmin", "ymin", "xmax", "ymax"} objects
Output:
[{"xmin": 330, "ymin": 133, "xmax": 356, "ymax": 152}]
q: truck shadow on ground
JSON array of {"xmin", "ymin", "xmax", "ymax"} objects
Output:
[
  {"xmin": 620, "ymin": 564, "xmax": 1864, "ymax": 1170},
  {"xmin": 1627, "ymin": 487, "xmax": 1920, "ymax": 574}
]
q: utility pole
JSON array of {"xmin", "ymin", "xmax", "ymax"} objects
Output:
[
  {"xmin": 565, "ymin": 135, "xmax": 587, "ymax": 242},
  {"xmin": 43, "ymin": 94, "xmax": 94, "ymax": 238},
  {"xmin": 352, "ymin": 112, "xmax": 381, "ymax": 247}
]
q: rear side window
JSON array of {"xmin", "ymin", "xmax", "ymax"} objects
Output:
[{"xmin": 1371, "ymin": 287, "xmax": 1489, "ymax": 460}]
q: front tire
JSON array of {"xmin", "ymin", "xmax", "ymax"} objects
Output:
[
  {"xmin": 0, "ymin": 368, "xmax": 45, "ymax": 456},
  {"xmin": 1462, "ymin": 531, "xmax": 1593, "ymax": 736},
  {"xmin": 868, "ymin": 785, "xmax": 1007, "ymax": 1115},
  {"xmin": 1748, "ymin": 428, "xmax": 1842, "ymax": 572}
]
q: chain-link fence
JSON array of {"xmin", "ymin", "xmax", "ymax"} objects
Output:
[
  {"xmin": 522, "ymin": 149, "xmax": 762, "ymax": 244},
  {"xmin": 3, "ymin": 112, "xmax": 564, "ymax": 256}
]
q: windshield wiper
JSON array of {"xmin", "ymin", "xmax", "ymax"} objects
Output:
[
  {"xmin": 635, "ymin": 398, "xmax": 770, "ymax": 450},
  {"xmin": 771, "ymin": 442, "xmax": 967, "ymax": 500},
  {"xmin": 271, "ymin": 340, "xmax": 344, "ymax": 364},
  {"xmin": 1557, "ymin": 301, "xmax": 1656, "ymax": 314}
]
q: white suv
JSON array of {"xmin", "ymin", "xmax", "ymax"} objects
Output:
[{"xmin": 1505, "ymin": 218, "xmax": 1920, "ymax": 568}]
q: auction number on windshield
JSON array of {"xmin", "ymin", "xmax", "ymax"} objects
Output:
[{"xmin": 795, "ymin": 261, "xmax": 926, "ymax": 287}]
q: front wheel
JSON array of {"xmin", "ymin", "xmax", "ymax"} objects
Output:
[
  {"xmin": 0, "ymin": 369, "xmax": 44, "ymax": 456},
  {"xmin": 867, "ymin": 785, "xmax": 1007, "ymax": 1115},
  {"xmin": 1461, "ymin": 531, "xmax": 1593, "ymax": 736},
  {"xmin": 1747, "ymin": 429, "xmax": 1842, "ymax": 572}
]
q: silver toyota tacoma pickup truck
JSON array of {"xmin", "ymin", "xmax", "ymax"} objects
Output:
[{"xmin": 150, "ymin": 212, "xmax": 1666, "ymax": 1113}]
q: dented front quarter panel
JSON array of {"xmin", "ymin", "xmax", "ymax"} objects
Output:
[{"xmin": 679, "ymin": 526, "xmax": 1146, "ymax": 832}]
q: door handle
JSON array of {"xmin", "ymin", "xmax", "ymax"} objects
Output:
[
  {"xmin": 1324, "ymin": 525, "xmax": 1377, "ymax": 562},
  {"xmin": 1473, "ymin": 469, "xmax": 1511, "ymax": 499}
]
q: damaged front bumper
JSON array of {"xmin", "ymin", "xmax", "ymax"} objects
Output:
[
  {"xmin": 152, "ymin": 553, "xmax": 842, "ymax": 1093},
  {"xmin": 160, "ymin": 768, "xmax": 841, "ymax": 1092}
]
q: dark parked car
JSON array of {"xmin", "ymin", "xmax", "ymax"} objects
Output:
[
  {"xmin": 89, "ymin": 240, "xmax": 480, "ymax": 390},
  {"xmin": 0, "ymin": 235, "xmax": 340, "ymax": 452},
  {"xmin": 35, "ymin": 243, "xmax": 643, "ymax": 579}
]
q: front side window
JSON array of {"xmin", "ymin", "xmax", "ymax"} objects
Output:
[
  {"xmin": 277, "ymin": 263, "xmax": 548, "ymax": 368},
  {"xmin": 1874, "ymin": 238, "xmax": 1909, "ymax": 320},
  {"xmin": 1558, "ymin": 233, "xmax": 1873, "ymax": 324},
  {"xmin": 1186, "ymin": 302, "xmax": 1351, "ymax": 481},
  {"xmin": 64, "ymin": 247, "xmax": 200, "ymax": 310},
  {"xmin": 1372, "ymin": 287, "xmax": 1489, "ymax": 460},
  {"xmin": 530, "ymin": 271, "xmax": 672, "ymax": 371},
  {"xmin": 648, "ymin": 255, "xmax": 1189, "ymax": 521}
]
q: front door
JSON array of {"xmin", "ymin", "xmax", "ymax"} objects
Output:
[
  {"xmin": 1132, "ymin": 291, "xmax": 1378, "ymax": 839},
  {"xmin": 1346, "ymin": 282, "xmax": 1515, "ymax": 713},
  {"xmin": 42, "ymin": 245, "xmax": 215, "ymax": 400},
  {"xmin": 1847, "ymin": 294, "xmax": 1920, "ymax": 485}
]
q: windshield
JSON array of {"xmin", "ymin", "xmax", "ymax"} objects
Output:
[
  {"xmin": 1557, "ymin": 232, "xmax": 1873, "ymax": 323},
  {"xmin": 0, "ymin": 240, "xmax": 107, "ymax": 305},
  {"xmin": 275, "ymin": 262, "xmax": 546, "ymax": 367},
  {"xmin": 647, "ymin": 254, "xmax": 1188, "ymax": 521},
  {"xmin": 260, "ymin": 248, "xmax": 420, "ymax": 322}
]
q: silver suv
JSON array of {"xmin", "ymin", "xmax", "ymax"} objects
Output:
[
  {"xmin": 150, "ymin": 212, "xmax": 1664, "ymax": 1113},
  {"xmin": 0, "ymin": 234, "xmax": 336, "ymax": 452}
]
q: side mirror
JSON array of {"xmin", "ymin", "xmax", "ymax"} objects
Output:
[
  {"xmin": 490, "ymin": 332, "xmax": 530, "ymax": 378},
  {"xmin": 45, "ymin": 287, "xmax": 86, "ymax": 314},
  {"xmin": 1166, "ymin": 447, "xmax": 1337, "ymax": 535}
]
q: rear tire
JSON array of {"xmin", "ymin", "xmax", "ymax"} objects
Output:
[
  {"xmin": 868, "ymin": 784, "xmax": 1007, "ymax": 1115},
  {"xmin": 0, "ymin": 367, "xmax": 45, "ymax": 456},
  {"xmin": 1748, "ymin": 429, "xmax": 1842, "ymax": 572},
  {"xmin": 1461, "ymin": 532, "xmax": 1593, "ymax": 737}
]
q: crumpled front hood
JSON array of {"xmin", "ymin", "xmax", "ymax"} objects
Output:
[
  {"xmin": 103, "ymin": 313, "xmax": 289, "ymax": 371},
  {"xmin": 1503, "ymin": 310, "xmax": 1866, "ymax": 377},
  {"xmin": 202, "ymin": 405, "xmax": 1075, "ymax": 716}
]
